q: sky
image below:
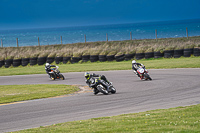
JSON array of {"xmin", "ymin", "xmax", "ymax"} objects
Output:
[{"xmin": 0, "ymin": 0, "xmax": 200, "ymax": 30}]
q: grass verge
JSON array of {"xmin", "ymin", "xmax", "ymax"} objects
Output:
[
  {"xmin": 13, "ymin": 104, "xmax": 200, "ymax": 133},
  {"xmin": 0, "ymin": 56, "xmax": 200, "ymax": 76},
  {"xmin": 0, "ymin": 84, "xmax": 79, "ymax": 104}
]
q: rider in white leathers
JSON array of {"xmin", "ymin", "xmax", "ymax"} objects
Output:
[{"xmin": 132, "ymin": 60, "xmax": 145, "ymax": 77}]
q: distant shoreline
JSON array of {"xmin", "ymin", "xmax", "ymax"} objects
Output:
[
  {"xmin": 1, "ymin": 18, "xmax": 200, "ymax": 31},
  {"xmin": 0, "ymin": 19, "xmax": 200, "ymax": 47}
]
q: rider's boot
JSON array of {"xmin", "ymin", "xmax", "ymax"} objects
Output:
[
  {"xmin": 93, "ymin": 88, "xmax": 99, "ymax": 95},
  {"xmin": 134, "ymin": 70, "xmax": 140, "ymax": 77},
  {"xmin": 133, "ymin": 70, "xmax": 137, "ymax": 74}
]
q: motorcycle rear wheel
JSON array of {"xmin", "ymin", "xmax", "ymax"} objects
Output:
[
  {"xmin": 144, "ymin": 73, "xmax": 152, "ymax": 80},
  {"xmin": 97, "ymin": 85, "xmax": 108, "ymax": 95}
]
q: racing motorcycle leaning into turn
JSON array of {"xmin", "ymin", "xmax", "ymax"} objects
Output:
[
  {"xmin": 48, "ymin": 66, "xmax": 65, "ymax": 80},
  {"xmin": 86, "ymin": 76, "xmax": 116, "ymax": 95},
  {"xmin": 132, "ymin": 60, "xmax": 152, "ymax": 81},
  {"xmin": 89, "ymin": 77, "xmax": 116, "ymax": 95}
]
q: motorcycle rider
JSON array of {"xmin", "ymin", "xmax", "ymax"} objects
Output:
[
  {"xmin": 84, "ymin": 72, "xmax": 111, "ymax": 95},
  {"xmin": 132, "ymin": 60, "xmax": 145, "ymax": 77},
  {"xmin": 45, "ymin": 63, "xmax": 57, "ymax": 77}
]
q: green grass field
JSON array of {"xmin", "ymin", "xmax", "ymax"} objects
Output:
[
  {"xmin": 13, "ymin": 104, "xmax": 200, "ymax": 133},
  {"xmin": 0, "ymin": 84, "xmax": 79, "ymax": 104},
  {"xmin": 0, "ymin": 56, "xmax": 200, "ymax": 76}
]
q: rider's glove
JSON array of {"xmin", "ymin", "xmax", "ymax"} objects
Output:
[{"xmin": 141, "ymin": 64, "xmax": 145, "ymax": 68}]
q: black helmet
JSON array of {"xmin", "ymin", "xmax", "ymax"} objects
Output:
[{"xmin": 84, "ymin": 72, "xmax": 90, "ymax": 79}]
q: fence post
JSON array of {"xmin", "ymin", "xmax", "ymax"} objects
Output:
[
  {"xmin": 61, "ymin": 36, "xmax": 62, "ymax": 44},
  {"xmin": 106, "ymin": 33, "xmax": 108, "ymax": 41},
  {"xmin": 16, "ymin": 38, "xmax": 19, "ymax": 47},
  {"xmin": 155, "ymin": 29, "xmax": 157, "ymax": 41},
  {"xmin": 84, "ymin": 34, "xmax": 86, "ymax": 43},
  {"xmin": 1, "ymin": 39, "xmax": 3, "ymax": 47},
  {"xmin": 38, "ymin": 37, "xmax": 40, "ymax": 46},
  {"xmin": 186, "ymin": 27, "xmax": 188, "ymax": 39},
  {"xmin": 130, "ymin": 32, "xmax": 132, "ymax": 40}
]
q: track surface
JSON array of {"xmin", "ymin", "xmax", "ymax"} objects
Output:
[{"xmin": 0, "ymin": 68, "xmax": 200, "ymax": 132}]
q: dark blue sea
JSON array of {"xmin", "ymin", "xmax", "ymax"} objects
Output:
[{"xmin": 0, "ymin": 19, "xmax": 200, "ymax": 47}]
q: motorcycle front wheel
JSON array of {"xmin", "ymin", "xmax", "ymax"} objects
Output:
[
  {"xmin": 59, "ymin": 74, "xmax": 65, "ymax": 80},
  {"xmin": 110, "ymin": 86, "xmax": 116, "ymax": 94}
]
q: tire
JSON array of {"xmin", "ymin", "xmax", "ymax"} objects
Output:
[
  {"xmin": 145, "ymin": 52, "xmax": 154, "ymax": 59},
  {"xmin": 164, "ymin": 50, "xmax": 174, "ymax": 58},
  {"xmin": 82, "ymin": 55, "xmax": 90, "ymax": 62},
  {"xmin": 90, "ymin": 55, "xmax": 99, "ymax": 62},
  {"xmin": 22, "ymin": 58, "xmax": 29, "ymax": 66},
  {"xmin": 71, "ymin": 57, "xmax": 81, "ymax": 63},
  {"xmin": 183, "ymin": 48, "xmax": 193, "ymax": 57},
  {"xmin": 194, "ymin": 48, "xmax": 200, "ymax": 56},
  {"xmin": 154, "ymin": 52, "xmax": 164, "ymax": 58},
  {"xmin": 63, "ymin": 57, "xmax": 71, "ymax": 64},
  {"xmin": 116, "ymin": 57, "xmax": 125, "ymax": 62},
  {"xmin": 13, "ymin": 59, "xmax": 22, "ymax": 67},
  {"xmin": 106, "ymin": 55, "xmax": 115, "ymax": 61},
  {"xmin": 135, "ymin": 53, "xmax": 145, "ymax": 60},
  {"xmin": 110, "ymin": 87, "xmax": 116, "ymax": 94},
  {"xmin": 97, "ymin": 85, "xmax": 108, "ymax": 95},
  {"xmin": 37, "ymin": 57, "xmax": 47, "ymax": 65},
  {"xmin": 47, "ymin": 57, "xmax": 55, "ymax": 64},
  {"xmin": 174, "ymin": 49, "xmax": 183, "ymax": 58},
  {"xmin": 30, "ymin": 57, "xmax": 37, "ymax": 66},
  {"xmin": 115, "ymin": 54, "xmax": 124, "ymax": 62},
  {"xmin": 144, "ymin": 73, "xmax": 152, "ymax": 80},
  {"xmin": 59, "ymin": 74, "xmax": 65, "ymax": 80},
  {"xmin": 124, "ymin": 54, "xmax": 134, "ymax": 61},
  {"xmin": 55, "ymin": 57, "xmax": 63, "ymax": 64},
  {"xmin": 0, "ymin": 60, "xmax": 4, "ymax": 67},
  {"xmin": 99, "ymin": 55, "xmax": 107, "ymax": 62},
  {"xmin": 5, "ymin": 59, "xmax": 13, "ymax": 68}
]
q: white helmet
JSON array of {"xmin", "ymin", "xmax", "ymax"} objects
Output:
[
  {"xmin": 132, "ymin": 60, "xmax": 136, "ymax": 64},
  {"xmin": 45, "ymin": 63, "xmax": 50, "ymax": 67}
]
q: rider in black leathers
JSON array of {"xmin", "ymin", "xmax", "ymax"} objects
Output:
[
  {"xmin": 45, "ymin": 63, "xmax": 56, "ymax": 77},
  {"xmin": 132, "ymin": 60, "xmax": 145, "ymax": 77},
  {"xmin": 84, "ymin": 72, "xmax": 111, "ymax": 95}
]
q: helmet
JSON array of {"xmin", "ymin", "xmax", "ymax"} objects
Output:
[
  {"xmin": 84, "ymin": 72, "xmax": 90, "ymax": 79},
  {"xmin": 132, "ymin": 60, "xmax": 136, "ymax": 64},
  {"xmin": 45, "ymin": 63, "xmax": 50, "ymax": 67}
]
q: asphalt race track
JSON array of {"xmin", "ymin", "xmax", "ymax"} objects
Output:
[{"xmin": 0, "ymin": 68, "xmax": 200, "ymax": 132}]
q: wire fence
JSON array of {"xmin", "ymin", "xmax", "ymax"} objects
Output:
[{"xmin": 1, "ymin": 27, "xmax": 190, "ymax": 48}]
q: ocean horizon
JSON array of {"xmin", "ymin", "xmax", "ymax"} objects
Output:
[{"xmin": 0, "ymin": 19, "xmax": 200, "ymax": 47}]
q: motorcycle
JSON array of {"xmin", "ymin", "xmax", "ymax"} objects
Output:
[
  {"xmin": 87, "ymin": 77, "xmax": 116, "ymax": 95},
  {"xmin": 137, "ymin": 66, "xmax": 152, "ymax": 80},
  {"xmin": 49, "ymin": 66, "xmax": 65, "ymax": 80}
]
